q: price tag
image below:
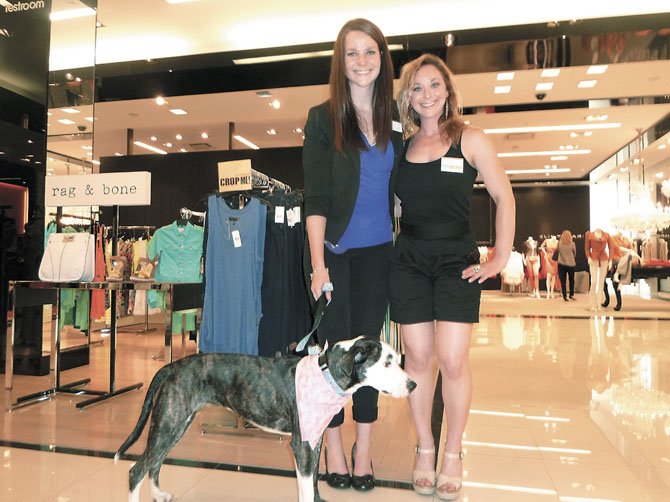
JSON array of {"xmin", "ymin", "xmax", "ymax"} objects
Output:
[
  {"xmin": 275, "ymin": 206, "xmax": 285, "ymax": 223},
  {"xmin": 232, "ymin": 230, "xmax": 242, "ymax": 248},
  {"xmin": 286, "ymin": 208, "xmax": 296, "ymax": 227},
  {"xmin": 293, "ymin": 206, "xmax": 301, "ymax": 223}
]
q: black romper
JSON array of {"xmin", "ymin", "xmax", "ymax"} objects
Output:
[{"xmin": 389, "ymin": 140, "xmax": 482, "ymax": 324}]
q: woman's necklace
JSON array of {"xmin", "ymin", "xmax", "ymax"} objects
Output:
[{"xmin": 356, "ymin": 107, "xmax": 376, "ymax": 146}]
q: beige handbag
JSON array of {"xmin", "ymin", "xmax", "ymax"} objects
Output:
[{"xmin": 39, "ymin": 233, "xmax": 95, "ymax": 282}]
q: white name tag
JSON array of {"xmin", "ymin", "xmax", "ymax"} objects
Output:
[
  {"xmin": 392, "ymin": 120, "xmax": 402, "ymax": 133},
  {"xmin": 441, "ymin": 157, "xmax": 464, "ymax": 173}
]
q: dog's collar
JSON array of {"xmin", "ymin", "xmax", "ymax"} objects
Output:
[{"xmin": 318, "ymin": 354, "xmax": 348, "ymax": 397}]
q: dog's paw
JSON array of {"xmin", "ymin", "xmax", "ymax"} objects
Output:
[{"xmin": 151, "ymin": 484, "xmax": 174, "ymax": 502}]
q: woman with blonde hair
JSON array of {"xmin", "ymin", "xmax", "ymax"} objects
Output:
[
  {"xmin": 390, "ymin": 53, "xmax": 515, "ymax": 499},
  {"xmin": 557, "ymin": 229, "xmax": 577, "ymax": 301}
]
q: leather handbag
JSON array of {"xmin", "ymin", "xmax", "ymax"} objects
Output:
[{"xmin": 39, "ymin": 233, "xmax": 95, "ymax": 282}]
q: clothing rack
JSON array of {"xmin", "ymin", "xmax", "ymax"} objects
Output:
[
  {"xmin": 108, "ymin": 225, "xmax": 157, "ymax": 334},
  {"xmin": 179, "ymin": 207, "xmax": 206, "ymax": 221},
  {"xmin": 251, "ymin": 169, "xmax": 291, "ymax": 192}
]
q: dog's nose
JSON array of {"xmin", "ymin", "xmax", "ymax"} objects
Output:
[{"xmin": 407, "ymin": 379, "xmax": 417, "ymax": 393}]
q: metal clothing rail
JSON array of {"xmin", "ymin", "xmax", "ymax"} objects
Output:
[
  {"xmin": 251, "ymin": 169, "xmax": 290, "ymax": 192},
  {"xmin": 4, "ymin": 280, "xmax": 201, "ymax": 411}
]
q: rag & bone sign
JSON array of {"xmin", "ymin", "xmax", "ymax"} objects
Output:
[{"xmin": 45, "ymin": 172, "xmax": 152, "ymax": 207}]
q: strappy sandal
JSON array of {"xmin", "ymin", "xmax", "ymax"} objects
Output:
[
  {"xmin": 106, "ymin": 256, "xmax": 126, "ymax": 282},
  {"xmin": 436, "ymin": 451, "xmax": 464, "ymax": 500},
  {"xmin": 412, "ymin": 445, "xmax": 436, "ymax": 495}
]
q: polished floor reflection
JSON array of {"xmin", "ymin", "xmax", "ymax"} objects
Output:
[{"xmin": 2, "ymin": 291, "xmax": 669, "ymax": 501}]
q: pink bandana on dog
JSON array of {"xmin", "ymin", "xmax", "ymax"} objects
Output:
[{"xmin": 295, "ymin": 354, "xmax": 350, "ymax": 449}]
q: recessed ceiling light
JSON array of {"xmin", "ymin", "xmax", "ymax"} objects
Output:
[
  {"xmin": 150, "ymin": 136, "xmax": 157, "ymax": 141},
  {"xmin": 233, "ymin": 134, "xmax": 260, "ymax": 150},
  {"xmin": 175, "ymin": 134, "xmax": 183, "ymax": 140},
  {"xmin": 494, "ymin": 85, "xmax": 511, "ymax": 94},
  {"xmin": 293, "ymin": 128, "xmax": 303, "ymax": 134},
  {"xmin": 115, "ymin": 152, "xmax": 122, "ymax": 156},
  {"xmin": 497, "ymin": 72, "xmax": 515, "ymax": 81},
  {"xmin": 201, "ymin": 132, "xmax": 209, "ymax": 139},
  {"xmin": 81, "ymin": 146, "xmax": 92, "ymax": 150},
  {"xmin": 541, "ymin": 68, "xmax": 561, "ymax": 78},
  {"xmin": 47, "ymin": 112, "xmax": 52, "ymax": 116},
  {"xmin": 535, "ymin": 82, "xmax": 553, "ymax": 91},
  {"xmin": 584, "ymin": 131, "xmax": 593, "ymax": 136},
  {"xmin": 179, "ymin": 148, "xmax": 187, "ymax": 153},
  {"xmin": 169, "ymin": 108, "xmax": 188, "ymax": 115},
  {"xmin": 134, "ymin": 141, "xmax": 167, "ymax": 155},
  {"xmin": 587, "ymin": 65, "xmax": 608, "ymax": 75},
  {"xmin": 57, "ymin": 119, "xmax": 76, "ymax": 125},
  {"xmin": 659, "ymin": 144, "xmax": 667, "ymax": 150},
  {"xmin": 61, "ymin": 108, "xmax": 80, "ymax": 114},
  {"xmin": 84, "ymin": 117, "xmax": 95, "ymax": 122},
  {"xmin": 266, "ymin": 129, "xmax": 277, "ymax": 135},
  {"xmin": 655, "ymin": 172, "xmax": 664, "ymax": 178},
  {"xmin": 570, "ymin": 132, "xmax": 578, "ymax": 138},
  {"xmin": 483, "ymin": 123, "xmax": 620, "ymax": 134},
  {"xmin": 256, "ymin": 91, "xmax": 272, "ymax": 98},
  {"xmin": 155, "ymin": 96, "xmax": 167, "ymax": 106},
  {"xmin": 551, "ymin": 155, "xmax": 568, "ymax": 161},
  {"xmin": 269, "ymin": 99, "xmax": 281, "ymax": 109},
  {"xmin": 165, "ymin": 142, "xmax": 173, "ymax": 148},
  {"xmin": 620, "ymin": 167, "xmax": 629, "ymax": 172},
  {"xmin": 586, "ymin": 114, "xmax": 608, "ymax": 121},
  {"xmin": 498, "ymin": 149, "xmax": 589, "ymax": 157},
  {"xmin": 91, "ymin": 160, "xmax": 101, "ymax": 165},
  {"xmin": 505, "ymin": 168, "xmax": 571, "ymax": 174},
  {"xmin": 578, "ymin": 80, "xmax": 597, "ymax": 88}
]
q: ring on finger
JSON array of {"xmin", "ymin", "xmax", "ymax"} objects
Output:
[{"xmin": 473, "ymin": 265, "xmax": 481, "ymax": 273}]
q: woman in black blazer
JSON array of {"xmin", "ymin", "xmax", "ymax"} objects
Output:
[{"xmin": 302, "ymin": 17, "xmax": 403, "ymax": 492}]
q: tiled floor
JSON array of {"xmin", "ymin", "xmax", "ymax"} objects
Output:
[{"xmin": 2, "ymin": 290, "xmax": 669, "ymax": 501}]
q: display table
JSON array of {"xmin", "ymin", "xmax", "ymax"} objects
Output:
[
  {"xmin": 4, "ymin": 280, "xmax": 201, "ymax": 411},
  {"xmin": 631, "ymin": 266, "xmax": 670, "ymax": 280}
]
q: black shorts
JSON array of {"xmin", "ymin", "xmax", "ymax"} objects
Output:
[{"xmin": 389, "ymin": 234, "xmax": 481, "ymax": 324}]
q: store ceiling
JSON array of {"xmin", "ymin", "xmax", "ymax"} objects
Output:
[{"xmin": 45, "ymin": 1, "xmax": 670, "ymax": 183}]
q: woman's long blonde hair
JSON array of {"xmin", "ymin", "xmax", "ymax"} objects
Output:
[
  {"xmin": 397, "ymin": 53, "xmax": 465, "ymax": 143},
  {"xmin": 560, "ymin": 230, "xmax": 573, "ymax": 244}
]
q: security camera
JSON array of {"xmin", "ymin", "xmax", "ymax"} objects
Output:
[
  {"xmin": 535, "ymin": 93, "xmax": 547, "ymax": 101},
  {"xmin": 77, "ymin": 125, "xmax": 87, "ymax": 132}
]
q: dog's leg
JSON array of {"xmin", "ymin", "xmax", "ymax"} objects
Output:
[
  {"xmin": 291, "ymin": 436, "xmax": 325, "ymax": 502},
  {"xmin": 129, "ymin": 474, "xmax": 143, "ymax": 502}
]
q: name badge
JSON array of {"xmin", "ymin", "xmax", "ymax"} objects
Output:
[
  {"xmin": 392, "ymin": 120, "xmax": 402, "ymax": 133},
  {"xmin": 441, "ymin": 157, "xmax": 464, "ymax": 173}
]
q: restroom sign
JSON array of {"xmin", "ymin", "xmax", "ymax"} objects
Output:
[
  {"xmin": 218, "ymin": 159, "xmax": 252, "ymax": 192},
  {"xmin": 45, "ymin": 172, "xmax": 152, "ymax": 207}
]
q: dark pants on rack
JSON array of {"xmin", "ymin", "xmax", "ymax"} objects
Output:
[
  {"xmin": 557, "ymin": 264, "xmax": 575, "ymax": 299},
  {"xmin": 315, "ymin": 241, "xmax": 392, "ymax": 427}
]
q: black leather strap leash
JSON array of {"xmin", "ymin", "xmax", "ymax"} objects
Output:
[{"xmin": 295, "ymin": 284, "xmax": 332, "ymax": 354}]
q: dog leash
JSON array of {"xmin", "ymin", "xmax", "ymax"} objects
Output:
[{"xmin": 295, "ymin": 283, "xmax": 332, "ymax": 354}]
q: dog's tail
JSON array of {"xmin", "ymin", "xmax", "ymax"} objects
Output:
[{"xmin": 114, "ymin": 365, "xmax": 171, "ymax": 464}]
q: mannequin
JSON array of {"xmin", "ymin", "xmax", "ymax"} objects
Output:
[
  {"xmin": 523, "ymin": 236, "xmax": 540, "ymax": 298},
  {"xmin": 584, "ymin": 229, "xmax": 611, "ymax": 311},
  {"xmin": 540, "ymin": 235, "xmax": 559, "ymax": 299},
  {"xmin": 603, "ymin": 232, "xmax": 633, "ymax": 311}
]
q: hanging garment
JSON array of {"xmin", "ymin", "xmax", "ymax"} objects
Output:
[
  {"xmin": 200, "ymin": 195, "xmax": 266, "ymax": 354},
  {"xmin": 256, "ymin": 190, "xmax": 311, "ymax": 357},
  {"xmin": 147, "ymin": 221, "xmax": 204, "ymax": 333},
  {"xmin": 90, "ymin": 226, "xmax": 107, "ymax": 321}
]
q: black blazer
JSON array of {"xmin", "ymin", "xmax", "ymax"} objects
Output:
[{"xmin": 302, "ymin": 101, "xmax": 404, "ymax": 245}]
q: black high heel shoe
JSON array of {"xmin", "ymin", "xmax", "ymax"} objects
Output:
[
  {"xmin": 351, "ymin": 443, "xmax": 375, "ymax": 491},
  {"xmin": 324, "ymin": 447, "xmax": 351, "ymax": 489}
]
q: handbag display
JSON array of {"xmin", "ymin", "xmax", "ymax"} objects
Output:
[{"xmin": 39, "ymin": 233, "xmax": 95, "ymax": 282}]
